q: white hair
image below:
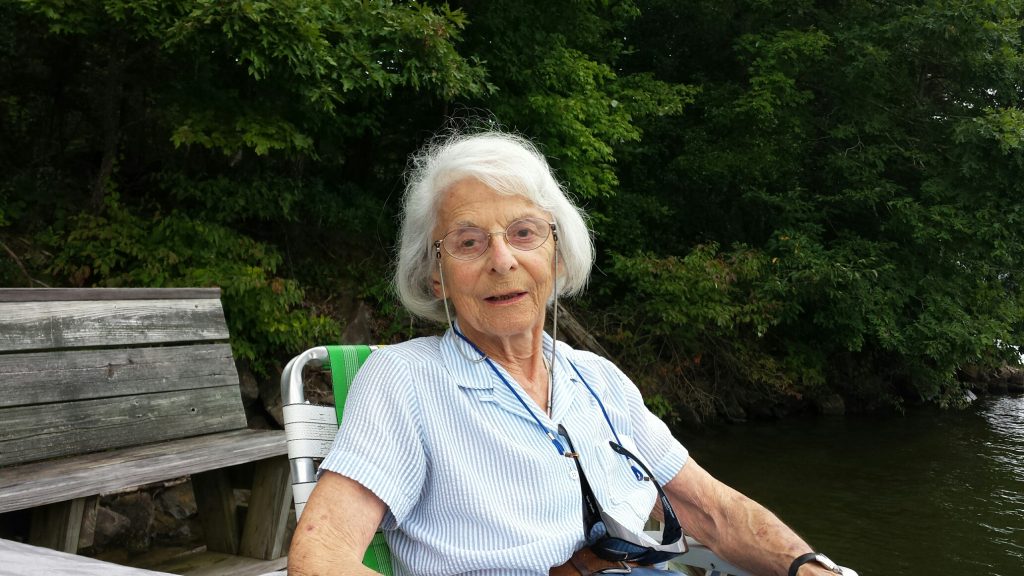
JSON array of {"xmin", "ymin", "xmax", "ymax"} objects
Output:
[{"xmin": 394, "ymin": 131, "xmax": 594, "ymax": 323}]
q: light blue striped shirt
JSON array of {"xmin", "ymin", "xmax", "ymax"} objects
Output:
[{"xmin": 319, "ymin": 327, "xmax": 689, "ymax": 575}]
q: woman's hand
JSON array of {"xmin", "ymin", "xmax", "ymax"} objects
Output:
[{"xmin": 287, "ymin": 471, "xmax": 388, "ymax": 576}]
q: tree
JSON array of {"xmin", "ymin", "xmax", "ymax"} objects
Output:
[
  {"xmin": 0, "ymin": 0, "xmax": 490, "ymax": 371},
  {"xmin": 597, "ymin": 0, "xmax": 1024, "ymax": 418},
  {"xmin": 3, "ymin": 0, "xmax": 1021, "ymax": 419}
]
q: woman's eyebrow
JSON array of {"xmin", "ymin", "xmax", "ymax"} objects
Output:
[{"xmin": 450, "ymin": 213, "xmax": 546, "ymax": 229}]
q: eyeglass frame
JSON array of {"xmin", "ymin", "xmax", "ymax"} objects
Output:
[{"xmin": 433, "ymin": 217, "xmax": 557, "ymax": 261}]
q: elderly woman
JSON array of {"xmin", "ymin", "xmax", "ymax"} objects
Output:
[{"xmin": 288, "ymin": 132, "xmax": 854, "ymax": 576}]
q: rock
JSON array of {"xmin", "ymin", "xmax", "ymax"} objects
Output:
[
  {"xmin": 995, "ymin": 364, "xmax": 1016, "ymax": 381},
  {"xmin": 236, "ymin": 359, "xmax": 260, "ymax": 407},
  {"xmin": 259, "ymin": 367, "xmax": 285, "ymax": 427},
  {"xmin": 1005, "ymin": 366, "xmax": 1024, "ymax": 390},
  {"xmin": 674, "ymin": 403, "xmax": 702, "ymax": 429},
  {"xmin": 1008, "ymin": 371, "xmax": 1024, "ymax": 392},
  {"xmin": 93, "ymin": 506, "xmax": 131, "ymax": 548},
  {"xmin": 960, "ymin": 365, "xmax": 988, "ymax": 383},
  {"xmin": 107, "ymin": 492, "xmax": 155, "ymax": 553},
  {"xmin": 720, "ymin": 394, "xmax": 746, "ymax": 423},
  {"xmin": 245, "ymin": 403, "xmax": 276, "ymax": 430},
  {"xmin": 341, "ymin": 301, "xmax": 374, "ymax": 344},
  {"xmin": 157, "ymin": 482, "xmax": 196, "ymax": 520},
  {"xmin": 151, "ymin": 508, "xmax": 192, "ymax": 545},
  {"xmin": 816, "ymin": 393, "xmax": 846, "ymax": 416}
]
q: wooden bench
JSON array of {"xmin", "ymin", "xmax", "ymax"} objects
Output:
[{"xmin": 0, "ymin": 288, "xmax": 291, "ymax": 565}]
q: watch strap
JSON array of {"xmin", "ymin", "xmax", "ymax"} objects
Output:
[{"xmin": 789, "ymin": 552, "xmax": 822, "ymax": 576}]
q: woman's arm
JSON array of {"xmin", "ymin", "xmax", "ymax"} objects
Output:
[
  {"xmin": 287, "ymin": 471, "xmax": 388, "ymax": 576},
  {"xmin": 665, "ymin": 458, "xmax": 838, "ymax": 576}
]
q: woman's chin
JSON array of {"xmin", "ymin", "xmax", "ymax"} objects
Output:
[{"xmin": 463, "ymin": 312, "xmax": 544, "ymax": 341}]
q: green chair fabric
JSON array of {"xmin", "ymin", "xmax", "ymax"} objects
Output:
[{"xmin": 323, "ymin": 345, "xmax": 392, "ymax": 575}]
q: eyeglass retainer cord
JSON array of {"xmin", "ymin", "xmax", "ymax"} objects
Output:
[
  {"xmin": 452, "ymin": 325, "xmax": 646, "ymax": 482},
  {"xmin": 434, "ymin": 221, "xmax": 559, "ymax": 375},
  {"xmin": 435, "ymin": 222, "xmax": 642, "ymax": 479}
]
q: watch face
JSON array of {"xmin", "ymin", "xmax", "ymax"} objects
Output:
[{"xmin": 814, "ymin": 553, "xmax": 840, "ymax": 572}]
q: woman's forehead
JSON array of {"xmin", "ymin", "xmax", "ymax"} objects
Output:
[{"xmin": 436, "ymin": 180, "xmax": 547, "ymax": 226}]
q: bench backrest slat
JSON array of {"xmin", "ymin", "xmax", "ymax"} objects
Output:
[
  {"xmin": 0, "ymin": 288, "xmax": 248, "ymax": 468},
  {"xmin": 0, "ymin": 343, "xmax": 237, "ymax": 407},
  {"xmin": 0, "ymin": 298, "xmax": 229, "ymax": 352},
  {"xmin": 0, "ymin": 387, "xmax": 248, "ymax": 466}
]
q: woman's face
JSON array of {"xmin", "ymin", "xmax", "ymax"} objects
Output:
[{"xmin": 432, "ymin": 178, "xmax": 556, "ymax": 344}]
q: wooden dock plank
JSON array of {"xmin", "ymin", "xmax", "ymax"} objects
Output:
[{"xmin": 0, "ymin": 538, "xmax": 177, "ymax": 576}]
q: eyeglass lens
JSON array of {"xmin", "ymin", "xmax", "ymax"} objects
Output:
[{"xmin": 440, "ymin": 217, "xmax": 551, "ymax": 260}]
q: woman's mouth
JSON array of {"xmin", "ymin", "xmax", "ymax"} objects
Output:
[{"xmin": 485, "ymin": 291, "xmax": 527, "ymax": 302}]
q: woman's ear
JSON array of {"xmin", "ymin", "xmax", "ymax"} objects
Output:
[{"xmin": 431, "ymin": 269, "xmax": 443, "ymax": 299}]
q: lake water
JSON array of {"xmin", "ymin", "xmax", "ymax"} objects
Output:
[{"xmin": 677, "ymin": 394, "xmax": 1024, "ymax": 576}]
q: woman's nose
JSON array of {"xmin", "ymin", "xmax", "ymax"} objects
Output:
[{"xmin": 487, "ymin": 233, "xmax": 518, "ymax": 273}]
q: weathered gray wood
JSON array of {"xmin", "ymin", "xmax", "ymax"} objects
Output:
[
  {"xmin": 0, "ymin": 287, "xmax": 220, "ymax": 302},
  {"xmin": 556, "ymin": 304, "xmax": 616, "ymax": 362},
  {"xmin": 0, "ymin": 343, "xmax": 237, "ymax": 408},
  {"xmin": 0, "ymin": 386, "xmax": 248, "ymax": 466},
  {"xmin": 28, "ymin": 498, "xmax": 86, "ymax": 553},
  {"xmin": 143, "ymin": 549, "xmax": 288, "ymax": 576},
  {"xmin": 239, "ymin": 457, "xmax": 292, "ymax": 560},
  {"xmin": 193, "ymin": 469, "xmax": 240, "ymax": 555},
  {"xmin": 77, "ymin": 497, "xmax": 100, "ymax": 550},
  {"xmin": 0, "ymin": 298, "xmax": 229, "ymax": 353},
  {"xmin": 0, "ymin": 538, "xmax": 178, "ymax": 576},
  {"xmin": 0, "ymin": 288, "xmax": 293, "ymax": 565},
  {"xmin": 0, "ymin": 429, "xmax": 286, "ymax": 512}
]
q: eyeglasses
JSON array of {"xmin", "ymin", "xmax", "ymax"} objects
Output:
[
  {"xmin": 559, "ymin": 425, "xmax": 688, "ymax": 566},
  {"xmin": 434, "ymin": 217, "xmax": 555, "ymax": 261}
]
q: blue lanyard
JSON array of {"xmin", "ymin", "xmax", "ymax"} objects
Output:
[
  {"xmin": 452, "ymin": 326, "xmax": 568, "ymax": 455},
  {"xmin": 452, "ymin": 327, "xmax": 646, "ymax": 481}
]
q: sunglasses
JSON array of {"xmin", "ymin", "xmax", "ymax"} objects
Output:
[{"xmin": 559, "ymin": 425, "xmax": 688, "ymax": 566}]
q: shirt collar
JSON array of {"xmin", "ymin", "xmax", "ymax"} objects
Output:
[{"xmin": 440, "ymin": 320, "xmax": 581, "ymax": 423}]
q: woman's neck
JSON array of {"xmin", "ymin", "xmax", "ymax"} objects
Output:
[{"xmin": 455, "ymin": 320, "xmax": 550, "ymax": 403}]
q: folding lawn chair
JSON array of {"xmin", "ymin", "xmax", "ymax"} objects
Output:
[{"xmin": 281, "ymin": 345, "xmax": 392, "ymax": 574}]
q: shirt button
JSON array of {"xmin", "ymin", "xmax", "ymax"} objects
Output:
[{"xmin": 569, "ymin": 469, "xmax": 579, "ymax": 480}]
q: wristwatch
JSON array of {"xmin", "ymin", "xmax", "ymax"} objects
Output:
[{"xmin": 788, "ymin": 552, "xmax": 858, "ymax": 576}]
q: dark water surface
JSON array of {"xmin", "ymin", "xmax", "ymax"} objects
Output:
[{"xmin": 676, "ymin": 394, "xmax": 1024, "ymax": 576}]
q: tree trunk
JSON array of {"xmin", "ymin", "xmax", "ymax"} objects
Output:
[
  {"xmin": 554, "ymin": 304, "xmax": 616, "ymax": 363},
  {"xmin": 90, "ymin": 42, "xmax": 126, "ymax": 210}
]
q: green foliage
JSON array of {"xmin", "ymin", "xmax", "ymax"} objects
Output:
[
  {"xmin": 596, "ymin": 0, "xmax": 1024, "ymax": 416},
  {"xmin": 157, "ymin": 0, "xmax": 492, "ymax": 155},
  {"xmin": 459, "ymin": 0, "xmax": 696, "ymax": 200},
  {"xmin": 0, "ymin": 0, "xmax": 487, "ymax": 375},
  {"xmin": 2, "ymin": 0, "xmax": 1023, "ymax": 419},
  {"xmin": 43, "ymin": 195, "xmax": 339, "ymax": 373}
]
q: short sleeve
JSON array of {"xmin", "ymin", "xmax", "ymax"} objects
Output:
[{"xmin": 318, "ymin": 347, "xmax": 427, "ymax": 527}]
